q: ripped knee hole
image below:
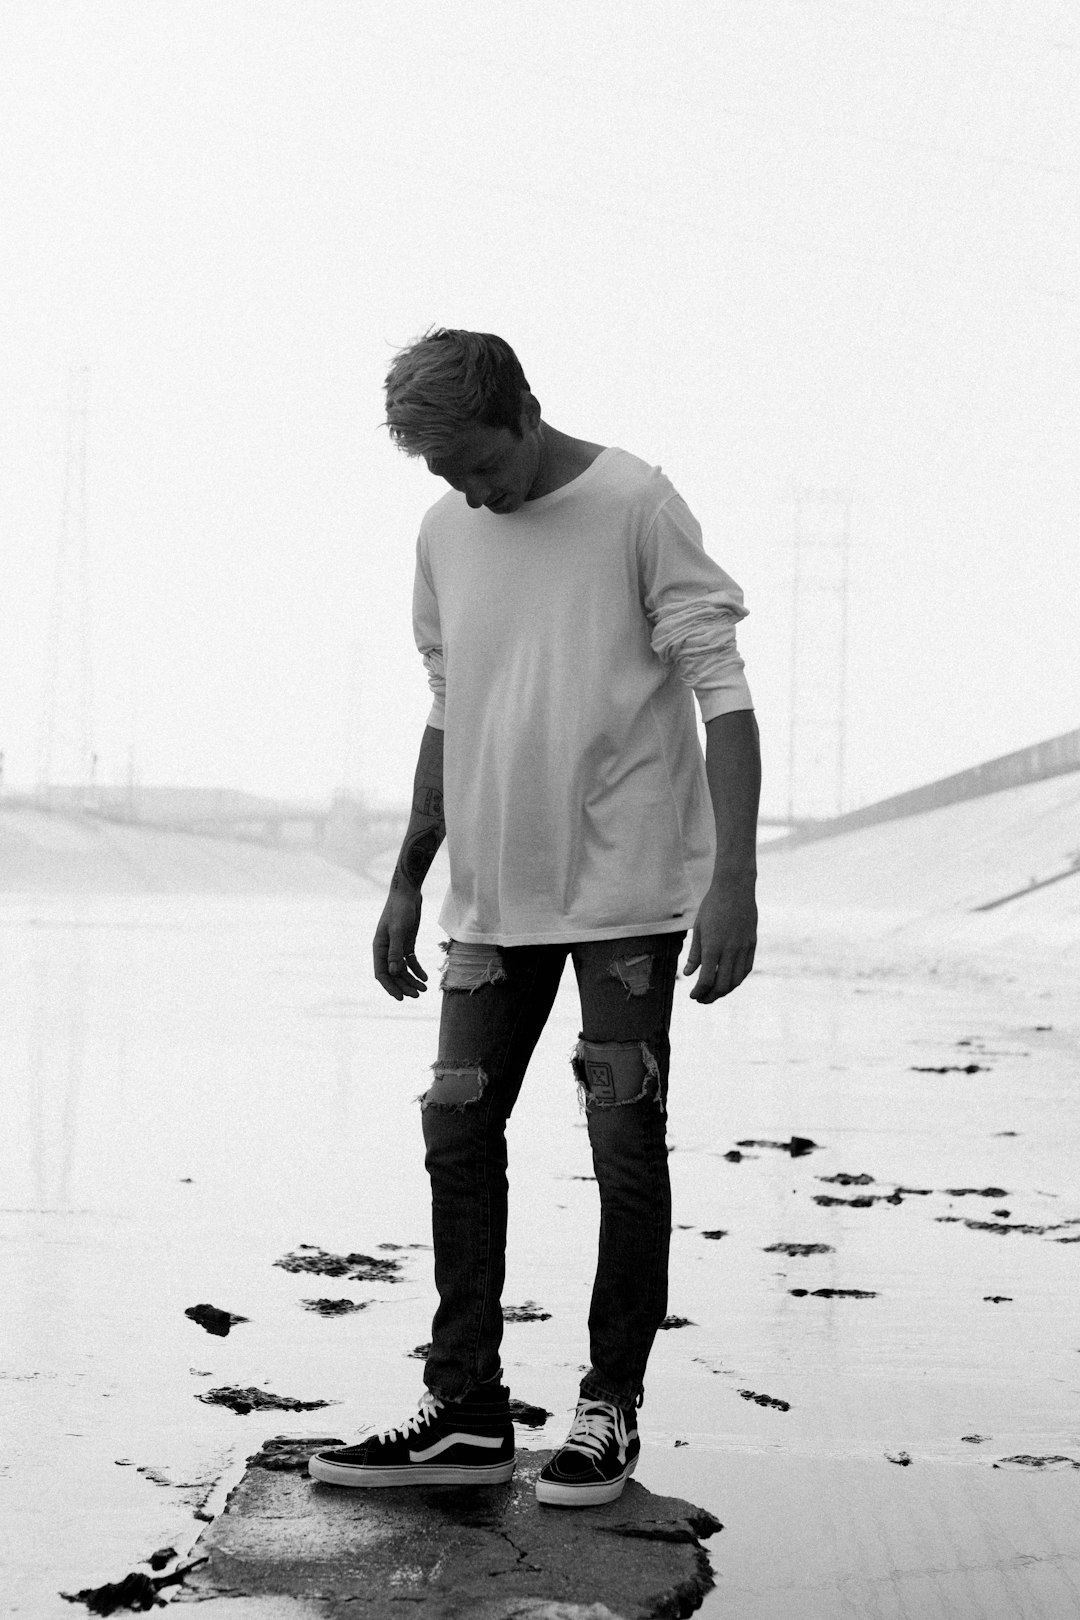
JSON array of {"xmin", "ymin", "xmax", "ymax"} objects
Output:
[
  {"xmin": 420, "ymin": 1062, "xmax": 489, "ymax": 1111},
  {"xmin": 571, "ymin": 1038, "xmax": 663, "ymax": 1110}
]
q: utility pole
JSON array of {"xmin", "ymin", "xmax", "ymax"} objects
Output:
[
  {"xmin": 787, "ymin": 487, "xmax": 852, "ymax": 824},
  {"xmin": 38, "ymin": 367, "xmax": 95, "ymax": 806}
]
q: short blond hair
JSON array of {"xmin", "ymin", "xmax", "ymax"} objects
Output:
[{"xmin": 384, "ymin": 329, "xmax": 531, "ymax": 458}]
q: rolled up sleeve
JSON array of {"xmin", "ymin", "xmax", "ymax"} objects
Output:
[
  {"xmin": 640, "ymin": 493, "xmax": 754, "ymax": 722},
  {"xmin": 413, "ymin": 530, "xmax": 446, "ymax": 729}
]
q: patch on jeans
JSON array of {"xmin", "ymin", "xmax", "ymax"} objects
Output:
[
  {"xmin": 420, "ymin": 1063, "xmax": 488, "ymax": 1110},
  {"xmin": 573, "ymin": 1039, "xmax": 662, "ymax": 1110},
  {"xmin": 439, "ymin": 940, "xmax": 507, "ymax": 992}
]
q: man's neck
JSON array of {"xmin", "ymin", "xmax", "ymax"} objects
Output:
[{"xmin": 526, "ymin": 424, "xmax": 606, "ymax": 501}]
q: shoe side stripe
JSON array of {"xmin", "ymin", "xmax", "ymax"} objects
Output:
[{"xmin": 409, "ymin": 1431, "xmax": 505, "ymax": 1461}]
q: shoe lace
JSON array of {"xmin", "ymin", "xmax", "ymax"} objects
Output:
[
  {"xmin": 373, "ymin": 1389, "xmax": 444, "ymax": 1446},
  {"xmin": 562, "ymin": 1400, "xmax": 627, "ymax": 1461}
]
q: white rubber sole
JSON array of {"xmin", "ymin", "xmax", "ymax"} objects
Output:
[
  {"xmin": 308, "ymin": 1454, "xmax": 515, "ymax": 1488},
  {"xmin": 534, "ymin": 1452, "xmax": 638, "ymax": 1506}
]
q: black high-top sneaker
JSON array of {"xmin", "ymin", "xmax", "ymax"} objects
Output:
[
  {"xmin": 535, "ymin": 1398, "xmax": 639, "ymax": 1505},
  {"xmin": 308, "ymin": 1383, "xmax": 515, "ymax": 1487}
]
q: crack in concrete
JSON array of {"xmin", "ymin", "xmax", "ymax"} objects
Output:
[{"xmin": 494, "ymin": 1526, "xmax": 545, "ymax": 1575}]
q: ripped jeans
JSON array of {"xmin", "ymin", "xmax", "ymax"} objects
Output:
[{"xmin": 420, "ymin": 930, "xmax": 685, "ymax": 1414}]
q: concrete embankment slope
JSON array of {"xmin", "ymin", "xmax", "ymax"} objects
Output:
[
  {"xmin": 0, "ymin": 807, "xmax": 376, "ymax": 895},
  {"xmin": 759, "ymin": 764, "xmax": 1080, "ymax": 964}
]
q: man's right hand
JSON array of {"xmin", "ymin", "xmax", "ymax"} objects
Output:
[{"xmin": 373, "ymin": 882, "xmax": 428, "ymax": 1000}]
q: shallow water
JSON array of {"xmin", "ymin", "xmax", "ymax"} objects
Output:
[{"xmin": 3, "ymin": 890, "xmax": 1079, "ymax": 1616}]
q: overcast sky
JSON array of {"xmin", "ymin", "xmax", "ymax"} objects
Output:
[{"xmin": 2, "ymin": 0, "xmax": 1076, "ymax": 816}]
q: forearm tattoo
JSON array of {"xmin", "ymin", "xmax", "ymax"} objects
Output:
[
  {"xmin": 412, "ymin": 786, "xmax": 444, "ymax": 819},
  {"xmin": 395, "ymin": 824, "xmax": 444, "ymax": 889}
]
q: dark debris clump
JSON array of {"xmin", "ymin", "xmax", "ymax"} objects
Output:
[
  {"xmin": 508, "ymin": 1399, "xmax": 552, "ymax": 1427},
  {"xmin": 503, "ymin": 1301, "xmax": 551, "ymax": 1322},
  {"xmin": 935, "ymin": 1217, "xmax": 1063, "ymax": 1236},
  {"xmin": 738, "ymin": 1389, "xmax": 790, "ymax": 1411},
  {"xmin": 196, "ymin": 1386, "xmax": 335, "ymax": 1415},
  {"xmin": 61, "ymin": 1560, "xmax": 206, "ymax": 1615},
  {"xmin": 813, "ymin": 1194, "xmax": 878, "ymax": 1208},
  {"xmin": 911, "ymin": 1063, "xmax": 988, "ymax": 1074},
  {"xmin": 764, "ymin": 1242, "xmax": 835, "ymax": 1257},
  {"xmin": 274, "ymin": 1245, "xmax": 403, "ymax": 1282},
  {"xmin": 300, "ymin": 1298, "xmax": 370, "ymax": 1316},
  {"xmin": 736, "ymin": 1136, "xmax": 818, "ymax": 1156},
  {"xmin": 944, "ymin": 1187, "xmax": 1009, "ymax": 1198},
  {"xmin": 995, "ymin": 1454, "xmax": 1080, "ymax": 1470},
  {"xmin": 184, "ymin": 1304, "xmax": 248, "ymax": 1337},
  {"xmin": 790, "ymin": 1287, "xmax": 878, "ymax": 1299},
  {"xmin": 61, "ymin": 1573, "xmax": 162, "ymax": 1614}
]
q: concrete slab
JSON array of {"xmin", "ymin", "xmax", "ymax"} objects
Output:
[{"xmin": 172, "ymin": 1438, "xmax": 722, "ymax": 1619}]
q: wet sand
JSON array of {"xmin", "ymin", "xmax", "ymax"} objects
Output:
[{"xmin": 3, "ymin": 878, "xmax": 1079, "ymax": 1616}]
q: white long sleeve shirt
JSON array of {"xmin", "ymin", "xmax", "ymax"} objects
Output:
[{"xmin": 413, "ymin": 447, "xmax": 753, "ymax": 945}]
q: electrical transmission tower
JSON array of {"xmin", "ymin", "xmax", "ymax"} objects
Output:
[
  {"xmin": 38, "ymin": 367, "xmax": 95, "ymax": 804},
  {"xmin": 787, "ymin": 487, "xmax": 852, "ymax": 824}
]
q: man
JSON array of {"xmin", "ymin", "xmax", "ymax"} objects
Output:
[{"xmin": 309, "ymin": 329, "xmax": 759, "ymax": 1507}]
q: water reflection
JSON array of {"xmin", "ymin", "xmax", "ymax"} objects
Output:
[{"xmin": 25, "ymin": 954, "xmax": 88, "ymax": 1212}]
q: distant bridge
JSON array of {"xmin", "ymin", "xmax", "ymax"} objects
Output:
[{"xmin": 3, "ymin": 789, "xmax": 409, "ymax": 867}]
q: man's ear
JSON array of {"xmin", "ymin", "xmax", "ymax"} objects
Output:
[{"xmin": 519, "ymin": 391, "xmax": 542, "ymax": 432}]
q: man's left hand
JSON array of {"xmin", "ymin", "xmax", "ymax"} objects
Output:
[{"xmin": 683, "ymin": 878, "xmax": 757, "ymax": 1003}]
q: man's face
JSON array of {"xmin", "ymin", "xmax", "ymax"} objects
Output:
[{"xmin": 426, "ymin": 414, "xmax": 542, "ymax": 514}]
